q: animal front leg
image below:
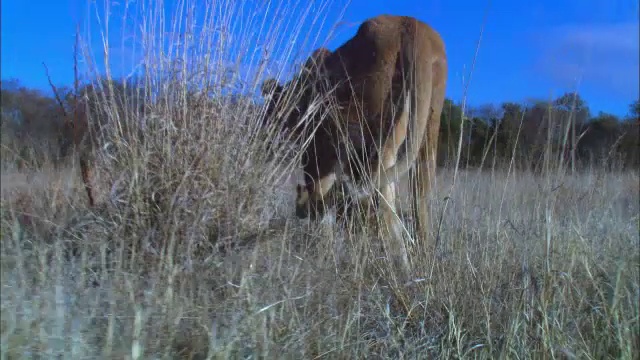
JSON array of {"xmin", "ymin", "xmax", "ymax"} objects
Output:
[{"xmin": 295, "ymin": 172, "xmax": 337, "ymax": 219}]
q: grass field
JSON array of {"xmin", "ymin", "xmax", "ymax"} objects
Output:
[
  {"xmin": 2, "ymin": 157, "xmax": 638, "ymax": 358},
  {"xmin": 1, "ymin": 0, "xmax": 639, "ymax": 358}
]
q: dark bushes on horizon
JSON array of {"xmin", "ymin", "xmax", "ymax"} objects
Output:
[{"xmin": 1, "ymin": 77, "xmax": 638, "ymax": 172}]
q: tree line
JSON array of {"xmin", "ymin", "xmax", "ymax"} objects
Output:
[
  {"xmin": 438, "ymin": 94, "xmax": 638, "ymax": 171},
  {"xmin": 1, "ymin": 77, "xmax": 638, "ymax": 172}
]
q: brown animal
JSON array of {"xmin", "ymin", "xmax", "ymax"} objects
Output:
[
  {"xmin": 261, "ymin": 14, "xmax": 447, "ymax": 273},
  {"xmin": 60, "ymin": 83, "xmax": 145, "ymax": 208},
  {"xmin": 60, "ymin": 95, "xmax": 96, "ymax": 207}
]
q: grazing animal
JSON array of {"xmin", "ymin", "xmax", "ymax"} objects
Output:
[
  {"xmin": 60, "ymin": 95, "xmax": 96, "ymax": 207},
  {"xmin": 60, "ymin": 83, "xmax": 146, "ymax": 208},
  {"xmin": 261, "ymin": 14, "xmax": 447, "ymax": 273}
]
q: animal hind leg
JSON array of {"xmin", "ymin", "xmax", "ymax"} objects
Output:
[
  {"xmin": 378, "ymin": 181, "xmax": 410, "ymax": 272},
  {"xmin": 410, "ymin": 82, "xmax": 444, "ymax": 243},
  {"xmin": 371, "ymin": 67, "xmax": 434, "ymax": 192},
  {"xmin": 371, "ymin": 96, "xmax": 412, "ymax": 274}
]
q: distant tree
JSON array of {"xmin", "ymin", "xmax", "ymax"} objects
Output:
[
  {"xmin": 493, "ymin": 102, "xmax": 525, "ymax": 165},
  {"xmin": 0, "ymin": 79, "xmax": 65, "ymax": 167},
  {"xmin": 471, "ymin": 103, "xmax": 502, "ymax": 123},
  {"xmin": 548, "ymin": 93, "xmax": 590, "ymax": 171},
  {"xmin": 618, "ymin": 119, "xmax": 640, "ymax": 169},
  {"xmin": 2, "ymin": 77, "xmax": 636, "ymax": 173},
  {"xmin": 577, "ymin": 112, "xmax": 622, "ymax": 165},
  {"xmin": 553, "ymin": 92, "xmax": 590, "ymax": 125},
  {"xmin": 629, "ymin": 100, "xmax": 640, "ymax": 121},
  {"xmin": 438, "ymin": 98, "xmax": 464, "ymax": 165}
]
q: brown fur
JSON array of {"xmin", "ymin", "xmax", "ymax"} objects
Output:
[
  {"xmin": 261, "ymin": 15, "xmax": 447, "ymax": 273},
  {"xmin": 61, "ymin": 96, "xmax": 96, "ymax": 207}
]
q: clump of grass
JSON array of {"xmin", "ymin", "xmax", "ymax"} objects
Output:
[{"xmin": 1, "ymin": 0, "xmax": 639, "ymax": 358}]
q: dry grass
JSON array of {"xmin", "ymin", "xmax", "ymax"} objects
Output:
[
  {"xmin": 2, "ymin": 165, "xmax": 638, "ymax": 359},
  {"xmin": 1, "ymin": 0, "xmax": 639, "ymax": 358}
]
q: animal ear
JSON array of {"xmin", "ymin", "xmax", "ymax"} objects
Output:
[
  {"xmin": 309, "ymin": 47, "xmax": 330, "ymax": 65},
  {"xmin": 302, "ymin": 47, "xmax": 331, "ymax": 74},
  {"xmin": 261, "ymin": 78, "xmax": 282, "ymax": 97}
]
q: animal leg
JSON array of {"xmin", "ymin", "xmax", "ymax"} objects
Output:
[
  {"xmin": 355, "ymin": 94, "xmax": 411, "ymax": 204},
  {"xmin": 409, "ymin": 58, "xmax": 446, "ymax": 243},
  {"xmin": 378, "ymin": 180, "xmax": 410, "ymax": 272},
  {"xmin": 296, "ymin": 172, "xmax": 338, "ymax": 219},
  {"xmin": 369, "ymin": 98, "xmax": 412, "ymax": 273},
  {"xmin": 372, "ymin": 64, "xmax": 434, "ymax": 193}
]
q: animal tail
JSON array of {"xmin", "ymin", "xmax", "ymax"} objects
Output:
[{"xmin": 373, "ymin": 40, "xmax": 434, "ymax": 191}]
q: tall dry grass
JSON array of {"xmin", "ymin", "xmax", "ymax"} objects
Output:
[{"xmin": 1, "ymin": 0, "xmax": 638, "ymax": 358}]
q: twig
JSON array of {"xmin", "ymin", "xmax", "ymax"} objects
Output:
[{"xmin": 42, "ymin": 62, "xmax": 68, "ymax": 117}]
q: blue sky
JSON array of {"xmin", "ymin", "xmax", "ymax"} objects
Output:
[{"xmin": 2, "ymin": 0, "xmax": 638, "ymax": 117}]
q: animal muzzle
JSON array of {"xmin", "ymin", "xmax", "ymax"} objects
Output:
[{"xmin": 295, "ymin": 203, "xmax": 310, "ymax": 219}]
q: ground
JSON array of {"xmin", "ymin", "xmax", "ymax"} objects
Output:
[{"xmin": 1, "ymin": 156, "xmax": 638, "ymax": 358}]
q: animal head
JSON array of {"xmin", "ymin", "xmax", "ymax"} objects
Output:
[
  {"xmin": 295, "ymin": 181, "xmax": 334, "ymax": 220},
  {"xmin": 294, "ymin": 165, "xmax": 342, "ymax": 220}
]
